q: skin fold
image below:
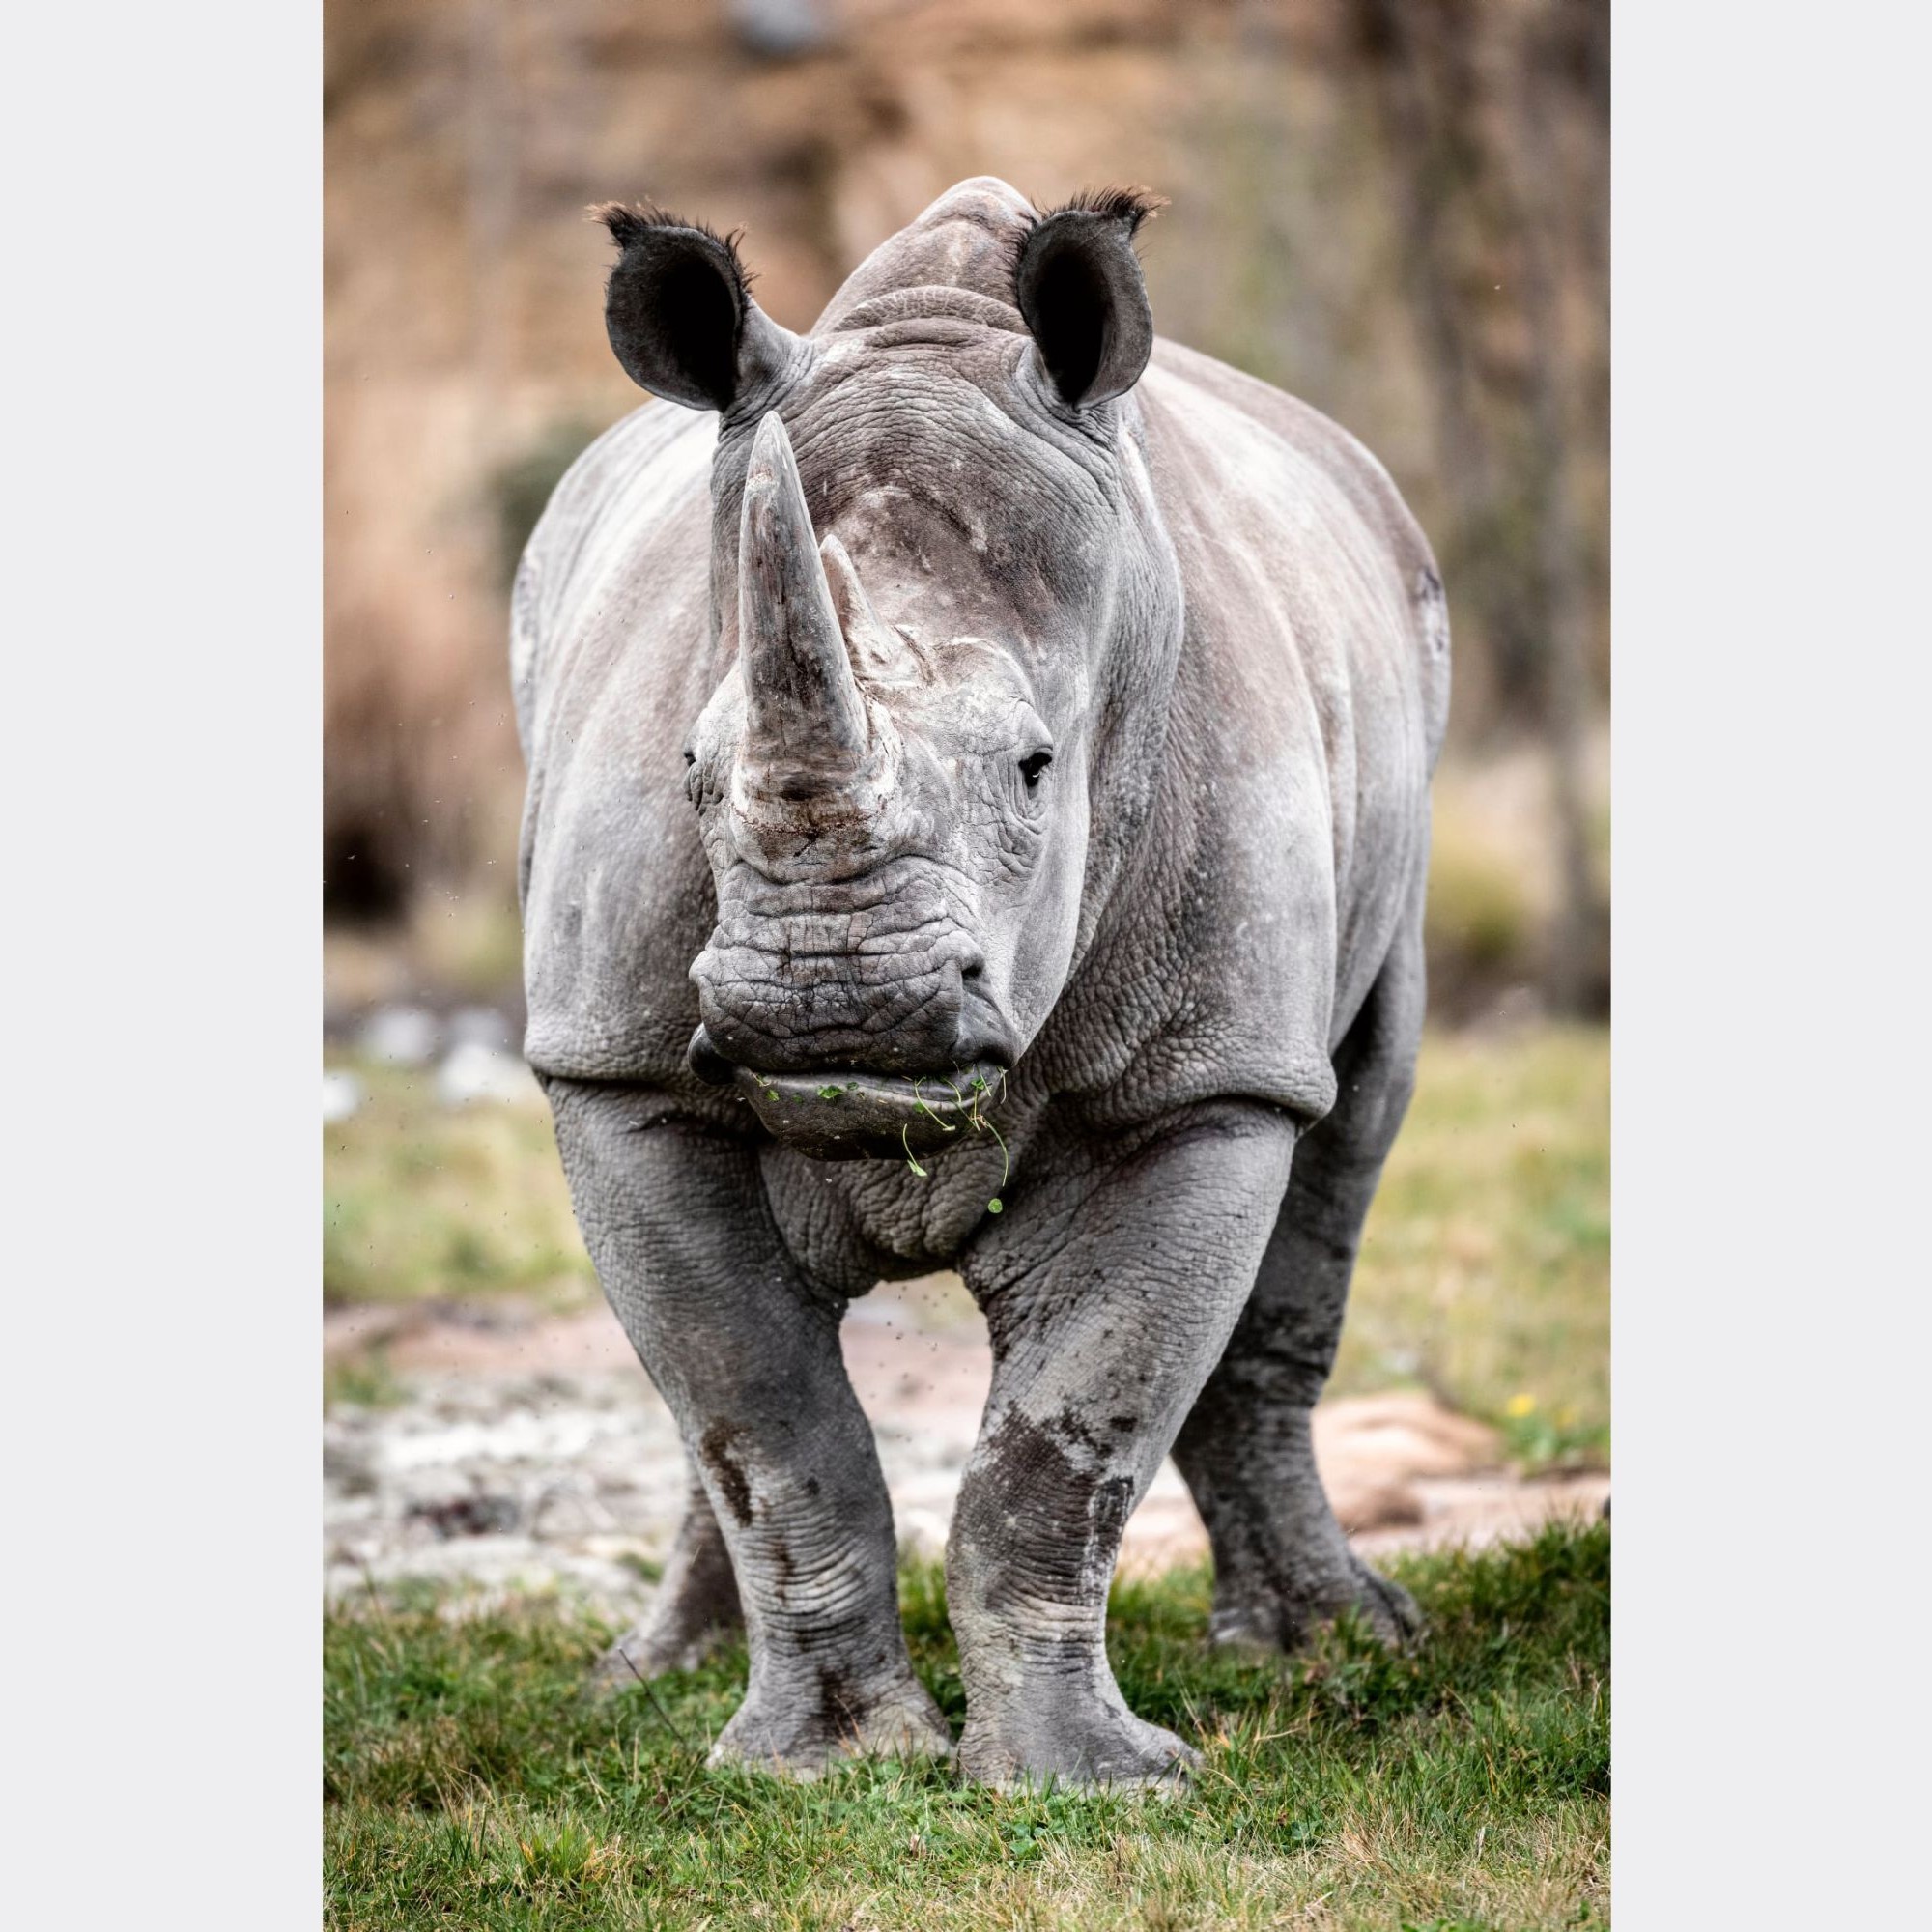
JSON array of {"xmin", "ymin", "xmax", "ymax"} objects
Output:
[{"xmin": 513, "ymin": 178, "xmax": 1450, "ymax": 1785}]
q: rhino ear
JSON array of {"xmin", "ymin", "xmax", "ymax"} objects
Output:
[
  {"xmin": 594, "ymin": 203, "xmax": 801, "ymax": 413},
  {"xmin": 1014, "ymin": 188, "xmax": 1162, "ymax": 410}
]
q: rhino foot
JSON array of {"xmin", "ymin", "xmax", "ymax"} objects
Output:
[
  {"xmin": 1346, "ymin": 1555, "xmax": 1424, "ymax": 1644},
  {"xmin": 709, "ymin": 1671, "xmax": 954, "ymax": 1777},
  {"xmin": 589, "ymin": 1605, "xmax": 739, "ymax": 1691},
  {"xmin": 957, "ymin": 1690, "xmax": 1200, "ymax": 1791},
  {"xmin": 1209, "ymin": 1551, "xmax": 1422, "ymax": 1655},
  {"xmin": 588, "ymin": 1484, "xmax": 744, "ymax": 1694}
]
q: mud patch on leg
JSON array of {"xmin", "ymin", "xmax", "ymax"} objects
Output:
[
  {"xmin": 699, "ymin": 1419, "xmax": 754, "ymax": 1527},
  {"xmin": 815, "ymin": 1664, "xmax": 862, "ymax": 1742},
  {"xmin": 952, "ymin": 1406, "xmax": 1139, "ymax": 1616}
]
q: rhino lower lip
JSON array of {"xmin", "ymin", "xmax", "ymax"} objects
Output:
[{"xmin": 686, "ymin": 1028, "xmax": 1010, "ymax": 1161}]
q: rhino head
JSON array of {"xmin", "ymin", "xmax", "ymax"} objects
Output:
[{"xmin": 596, "ymin": 180, "xmax": 1176, "ymax": 1158}]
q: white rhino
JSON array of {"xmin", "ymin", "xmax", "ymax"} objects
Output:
[{"xmin": 512, "ymin": 178, "xmax": 1450, "ymax": 1785}]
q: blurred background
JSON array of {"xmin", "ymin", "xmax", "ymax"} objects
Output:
[
  {"xmin": 325, "ymin": 0, "xmax": 1607, "ymax": 1025},
  {"xmin": 325, "ymin": 0, "xmax": 1608, "ymax": 1606}
]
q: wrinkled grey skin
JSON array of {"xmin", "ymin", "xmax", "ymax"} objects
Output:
[{"xmin": 512, "ymin": 179, "xmax": 1450, "ymax": 1785}]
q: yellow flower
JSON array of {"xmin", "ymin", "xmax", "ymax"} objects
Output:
[{"xmin": 1505, "ymin": 1392, "xmax": 1537, "ymax": 1419}]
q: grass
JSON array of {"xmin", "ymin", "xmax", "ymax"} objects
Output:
[
  {"xmin": 324, "ymin": 1064, "xmax": 595, "ymax": 1309},
  {"xmin": 325, "ymin": 1519, "xmax": 1608, "ymax": 1930},
  {"xmin": 323, "ymin": 1026, "xmax": 1609, "ymax": 1467},
  {"xmin": 1332, "ymin": 1028, "xmax": 1609, "ymax": 1466}
]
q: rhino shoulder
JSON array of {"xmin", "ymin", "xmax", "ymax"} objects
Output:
[{"xmin": 510, "ymin": 401, "xmax": 716, "ymax": 753}]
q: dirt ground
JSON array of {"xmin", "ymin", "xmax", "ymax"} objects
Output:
[{"xmin": 325, "ymin": 1276, "xmax": 1607, "ymax": 1620}]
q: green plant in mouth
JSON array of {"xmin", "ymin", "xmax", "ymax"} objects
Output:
[
  {"xmin": 909, "ymin": 1079, "xmax": 958, "ymax": 1137},
  {"xmin": 900, "ymin": 1073, "xmax": 1010, "ymax": 1213},
  {"xmin": 959, "ymin": 1074, "xmax": 1010, "ymax": 1211},
  {"xmin": 816, "ymin": 1083, "xmax": 848, "ymax": 1101}
]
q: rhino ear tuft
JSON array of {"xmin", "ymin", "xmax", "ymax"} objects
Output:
[
  {"xmin": 593, "ymin": 202, "xmax": 799, "ymax": 413},
  {"xmin": 1014, "ymin": 188, "xmax": 1162, "ymax": 410}
]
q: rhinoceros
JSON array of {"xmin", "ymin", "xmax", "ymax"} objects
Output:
[{"xmin": 511, "ymin": 178, "xmax": 1450, "ymax": 1785}]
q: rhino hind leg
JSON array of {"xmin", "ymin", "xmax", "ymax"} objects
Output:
[
  {"xmin": 1173, "ymin": 923, "xmax": 1427, "ymax": 1653},
  {"xmin": 590, "ymin": 1461, "xmax": 743, "ymax": 1690}
]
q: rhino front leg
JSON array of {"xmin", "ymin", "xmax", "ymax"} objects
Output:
[
  {"xmin": 1173, "ymin": 933, "xmax": 1427, "ymax": 1652},
  {"xmin": 951, "ymin": 1102, "xmax": 1297, "ymax": 1787},
  {"xmin": 548, "ymin": 1081, "xmax": 951, "ymax": 1772},
  {"xmin": 590, "ymin": 1458, "xmax": 742, "ymax": 1688}
]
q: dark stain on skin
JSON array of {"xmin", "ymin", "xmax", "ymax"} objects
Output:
[
  {"xmin": 952, "ymin": 1406, "xmax": 1137, "ymax": 1615},
  {"xmin": 1053, "ymin": 1405, "xmax": 1102, "ymax": 1455},
  {"xmin": 699, "ymin": 1419, "xmax": 754, "ymax": 1527},
  {"xmin": 1088, "ymin": 1473, "xmax": 1135, "ymax": 1555},
  {"xmin": 815, "ymin": 1664, "xmax": 862, "ymax": 1741},
  {"xmin": 952, "ymin": 1410, "xmax": 1069, "ymax": 1612}
]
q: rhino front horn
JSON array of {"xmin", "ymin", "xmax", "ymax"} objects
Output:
[{"xmin": 737, "ymin": 412, "xmax": 868, "ymax": 782}]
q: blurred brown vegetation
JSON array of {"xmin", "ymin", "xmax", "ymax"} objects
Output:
[{"xmin": 324, "ymin": 0, "xmax": 1608, "ymax": 1016}]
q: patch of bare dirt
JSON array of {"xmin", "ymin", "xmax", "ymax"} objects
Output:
[{"xmin": 325, "ymin": 1277, "xmax": 1606, "ymax": 1616}]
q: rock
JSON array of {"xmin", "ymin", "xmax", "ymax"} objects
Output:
[
  {"xmin": 446, "ymin": 1006, "xmax": 516, "ymax": 1053},
  {"xmin": 1330, "ymin": 1479, "xmax": 1428, "ymax": 1534},
  {"xmin": 407, "ymin": 1492, "xmax": 521, "ymax": 1539},
  {"xmin": 322, "ymin": 1305, "xmax": 1601, "ymax": 1618},
  {"xmin": 322, "ymin": 1069, "xmax": 364, "ymax": 1123},
  {"xmin": 1313, "ymin": 1391, "xmax": 1503, "ymax": 1482},
  {"xmin": 323, "ymin": 1437, "xmax": 379, "ymax": 1497},
  {"xmin": 324, "ymin": 1534, "xmax": 652, "ymax": 1621},
  {"xmin": 895, "ymin": 1508, "xmax": 951, "ymax": 1560},
  {"xmin": 435, "ymin": 1041, "xmax": 542, "ymax": 1108},
  {"xmin": 359, "ymin": 1005, "xmax": 440, "ymax": 1066}
]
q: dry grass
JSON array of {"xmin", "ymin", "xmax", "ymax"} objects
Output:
[{"xmin": 323, "ymin": 1063, "xmax": 592, "ymax": 1310}]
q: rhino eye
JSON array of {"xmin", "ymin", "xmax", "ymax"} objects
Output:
[{"xmin": 1018, "ymin": 750, "xmax": 1053, "ymax": 790}]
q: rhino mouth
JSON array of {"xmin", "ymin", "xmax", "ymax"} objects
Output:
[{"xmin": 688, "ymin": 1025, "xmax": 1009, "ymax": 1161}]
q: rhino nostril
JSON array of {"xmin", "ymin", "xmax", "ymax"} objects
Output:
[
  {"xmin": 952, "ymin": 997, "xmax": 1015, "ymax": 1072},
  {"xmin": 960, "ymin": 959, "xmax": 983, "ymax": 982},
  {"xmin": 686, "ymin": 1025, "xmax": 738, "ymax": 1088}
]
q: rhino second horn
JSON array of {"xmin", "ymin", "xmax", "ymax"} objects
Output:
[
  {"xmin": 737, "ymin": 412, "xmax": 868, "ymax": 781},
  {"xmin": 819, "ymin": 534, "xmax": 913, "ymax": 685}
]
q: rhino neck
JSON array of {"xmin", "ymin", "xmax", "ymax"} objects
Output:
[{"xmin": 813, "ymin": 178, "xmax": 1037, "ymax": 334}]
